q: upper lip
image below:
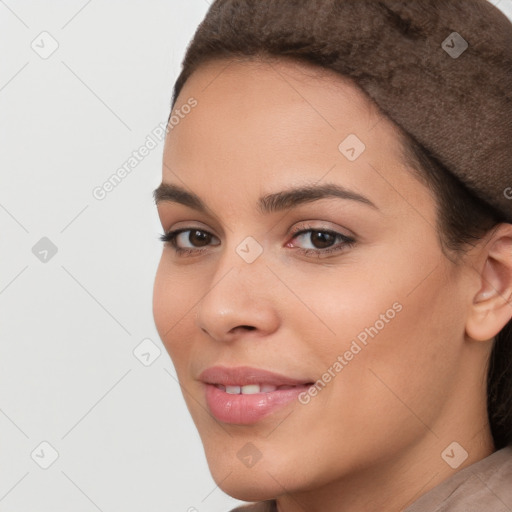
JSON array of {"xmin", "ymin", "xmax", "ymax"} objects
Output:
[{"xmin": 199, "ymin": 365, "xmax": 313, "ymax": 387}]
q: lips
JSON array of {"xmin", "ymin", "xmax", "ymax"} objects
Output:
[
  {"xmin": 198, "ymin": 365, "xmax": 313, "ymax": 388},
  {"xmin": 199, "ymin": 365, "xmax": 314, "ymax": 424}
]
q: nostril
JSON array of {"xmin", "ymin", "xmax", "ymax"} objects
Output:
[
  {"xmin": 227, "ymin": 325, "xmax": 257, "ymax": 336},
  {"xmin": 233, "ymin": 325, "xmax": 256, "ymax": 332}
]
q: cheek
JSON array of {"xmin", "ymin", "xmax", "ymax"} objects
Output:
[
  {"xmin": 152, "ymin": 258, "xmax": 169, "ymax": 339},
  {"xmin": 152, "ymin": 256, "xmax": 195, "ymax": 361},
  {"xmin": 286, "ymin": 252, "xmax": 461, "ymax": 421},
  {"xmin": 319, "ymin": 269, "xmax": 461, "ymax": 438}
]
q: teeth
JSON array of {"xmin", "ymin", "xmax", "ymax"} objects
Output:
[
  {"xmin": 216, "ymin": 384, "xmax": 281, "ymax": 394},
  {"xmin": 241, "ymin": 384, "xmax": 261, "ymax": 394}
]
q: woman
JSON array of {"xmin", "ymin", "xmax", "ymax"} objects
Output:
[{"xmin": 153, "ymin": 1, "xmax": 512, "ymax": 510}]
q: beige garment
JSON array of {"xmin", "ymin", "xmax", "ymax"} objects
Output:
[
  {"xmin": 229, "ymin": 445, "xmax": 512, "ymax": 511},
  {"xmin": 230, "ymin": 500, "xmax": 276, "ymax": 512}
]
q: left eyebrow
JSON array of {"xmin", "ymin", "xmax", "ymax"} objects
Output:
[{"xmin": 153, "ymin": 182, "xmax": 378, "ymax": 214}]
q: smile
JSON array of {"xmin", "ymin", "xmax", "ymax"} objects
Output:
[
  {"xmin": 199, "ymin": 365, "xmax": 314, "ymax": 424},
  {"xmin": 215, "ymin": 384, "xmax": 303, "ymax": 394}
]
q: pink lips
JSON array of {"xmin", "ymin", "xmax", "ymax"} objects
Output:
[{"xmin": 199, "ymin": 365, "xmax": 313, "ymax": 425}]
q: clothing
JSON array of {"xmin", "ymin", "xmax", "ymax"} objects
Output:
[
  {"xmin": 230, "ymin": 499, "xmax": 276, "ymax": 512},
  {"xmin": 229, "ymin": 445, "xmax": 512, "ymax": 511}
]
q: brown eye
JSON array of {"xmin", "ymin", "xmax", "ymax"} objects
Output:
[
  {"xmin": 159, "ymin": 228, "xmax": 220, "ymax": 255},
  {"xmin": 288, "ymin": 226, "xmax": 356, "ymax": 258},
  {"xmin": 187, "ymin": 229, "xmax": 211, "ymax": 247},
  {"xmin": 308, "ymin": 231, "xmax": 336, "ymax": 249}
]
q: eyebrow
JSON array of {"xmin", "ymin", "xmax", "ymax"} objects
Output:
[{"xmin": 153, "ymin": 182, "xmax": 378, "ymax": 214}]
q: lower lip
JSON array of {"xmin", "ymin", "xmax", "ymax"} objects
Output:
[{"xmin": 204, "ymin": 383, "xmax": 311, "ymax": 424}]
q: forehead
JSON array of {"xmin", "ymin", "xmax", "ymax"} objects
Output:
[
  {"xmin": 168, "ymin": 57, "xmax": 392, "ymax": 154},
  {"xmin": 189, "ymin": 55, "xmax": 377, "ymax": 105},
  {"xmin": 162, "ymin": 56, "xmax": 428, "ymax": 218},
  {"xmin": 176, "ymin": 55, "xmax": 381, "ymax": 132}
]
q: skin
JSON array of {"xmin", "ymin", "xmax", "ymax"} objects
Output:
[{"xmin": 153, "ymin": 56, "xmax": 512, "ymax": 512}]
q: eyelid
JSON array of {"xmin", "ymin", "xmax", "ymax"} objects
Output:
[
  {"xmin": 289, "ymin": 221, "xmax": 355, "ymax": 239},
  {"xmin": 160, "ymin": 222, "xmax": 356, "ymax": 259},
  {"xmin": 159, "ymin": 227, "xmax": 220, "ymax": 246}
]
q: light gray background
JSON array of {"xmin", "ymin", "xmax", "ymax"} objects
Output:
[{"xmin": 1, "ymin": 1, "xmax": 511, "ymax": 511}]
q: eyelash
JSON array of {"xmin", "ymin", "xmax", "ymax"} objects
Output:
[{"xmin": 159, "ymin": 224, "xmax": 356, "ymax": 258}]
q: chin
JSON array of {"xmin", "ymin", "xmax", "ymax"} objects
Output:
[
  {"xmin": 220, "ymin": 483, "xmax": 276, "ymax": 502},
  {"xmin": 210, "ymin": 469, "xmax": 281, "ymax": 502},
  {"xmin": 203, "ymin": 443, "xmax": 310, "ymax": 502}
]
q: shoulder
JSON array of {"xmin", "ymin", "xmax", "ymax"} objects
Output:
[{"xmin": 405, "ymin": 445, "xmax": 512, "ymax": 512}]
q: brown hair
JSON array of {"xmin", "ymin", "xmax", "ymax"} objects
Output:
[{"xmin": 168, "ymin": 0, "xmax": 512, "ymax": 449}]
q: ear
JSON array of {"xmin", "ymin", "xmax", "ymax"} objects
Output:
[{"xmin": 466, "ymin": 223, "xmax": 512, "ymax": 341}]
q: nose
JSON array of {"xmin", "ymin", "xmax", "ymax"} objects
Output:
[{"xmin": 195, "ymin": 246, "xmax": 280, "ymax": 343}]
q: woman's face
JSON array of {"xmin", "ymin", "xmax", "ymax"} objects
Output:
[{"xmin": 153, "ymin": 57, "xmax": 484, "ymax": 502}]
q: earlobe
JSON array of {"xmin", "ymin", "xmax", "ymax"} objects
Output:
[{"xmin": 466, "ymin": 227, "xmax": 512, "ymax": 342}]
